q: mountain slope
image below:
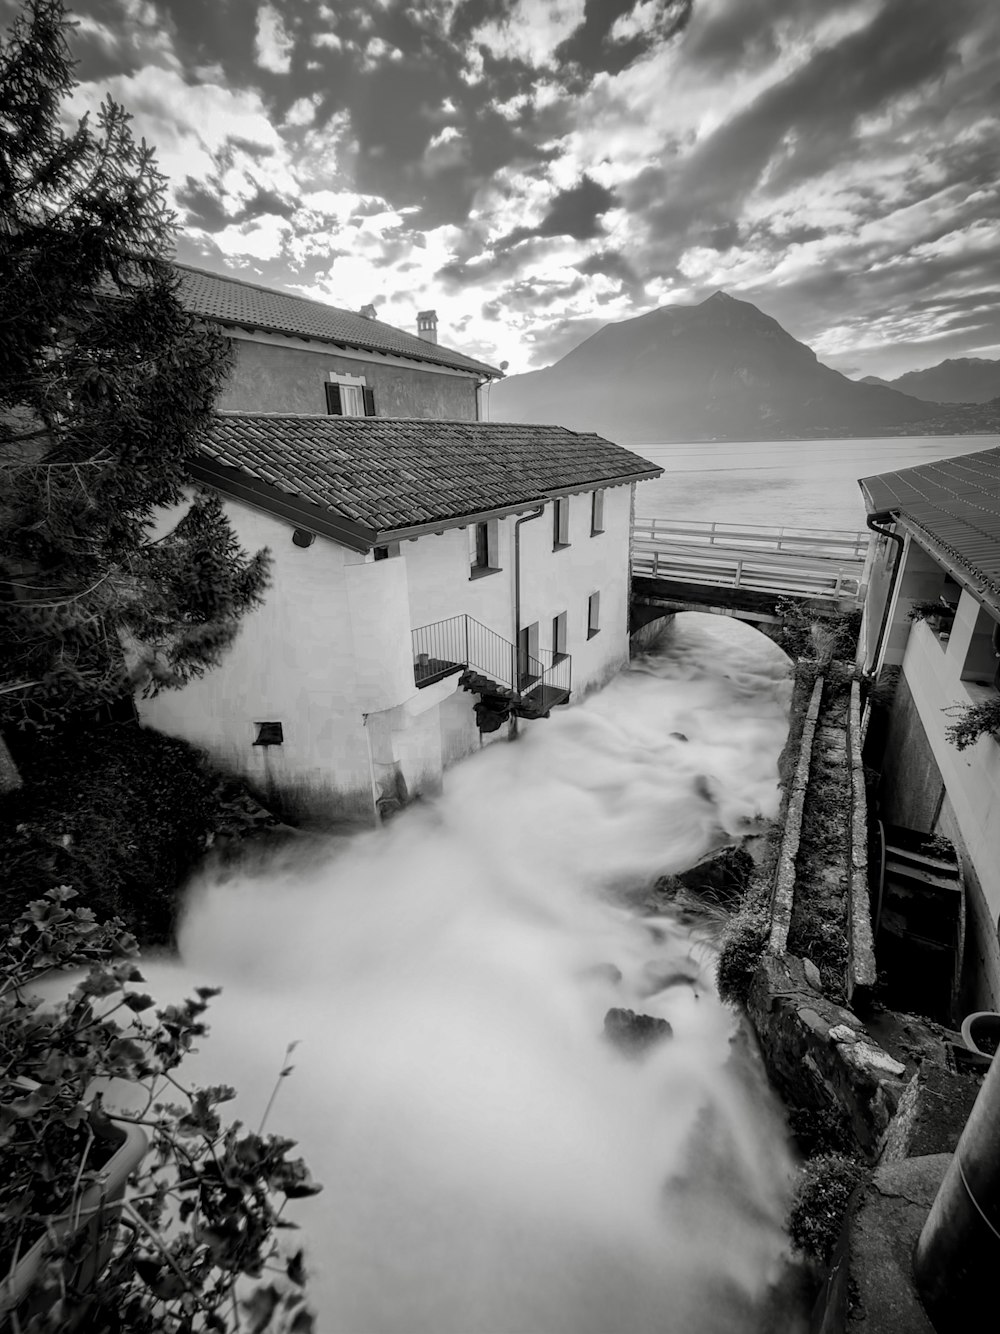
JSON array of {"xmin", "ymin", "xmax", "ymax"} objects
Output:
[
  {"xmin": 860, "ymin": 358, "xmax": 1000, "ymax": 403},
  {"xmin": 491, "ymin": 294, "xmax": 995, "ymax": 442}
]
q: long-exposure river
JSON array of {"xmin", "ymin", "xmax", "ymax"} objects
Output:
[{"xmin": 143, "ymin": 611, "xmax": 803, "ymax": 1333}]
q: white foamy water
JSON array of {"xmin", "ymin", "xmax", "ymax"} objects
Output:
[{"xmin": 140, "ymin": 613, "xmax": 800, "ymax": 1333}]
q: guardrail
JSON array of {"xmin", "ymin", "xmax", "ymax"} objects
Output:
[
  {"xmin": 632, "ymin": 517, "xmax": 872, "ymax": 603},
  {"xmin": 412, "ymin": 615, "xmax": 571, "ymax": 703}
]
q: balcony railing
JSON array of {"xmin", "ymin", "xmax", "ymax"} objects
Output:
[{"xmin": 412, "ymin": 614, "xmax": 572, "ymax": 709}]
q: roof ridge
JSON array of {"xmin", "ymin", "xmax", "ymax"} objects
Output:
[
  {"xmin": 212, "ymin": 409, "xmax": 580, "ymax": 430},
  {"xmin": 175, "ymin": 261, "xmax": 359, "ymax": 316}
]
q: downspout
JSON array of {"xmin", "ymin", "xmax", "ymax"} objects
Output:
[
  {"xmin": 513, "ymin": 505, "xmax": 546, "ymax": 688},
  {"xmin": 864, "ymin": 508, "xmax": 905, "ymax": 676}
]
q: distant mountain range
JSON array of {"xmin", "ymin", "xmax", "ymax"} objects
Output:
[
  {"xmin": 860, "ymin": 358, "xmax": 1000, "ymax": 404},
  {"xmin": 490, "ymin": 293, "xmax": 1000, "ymax": 443}
]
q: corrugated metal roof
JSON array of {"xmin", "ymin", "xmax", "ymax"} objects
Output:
[
  {"xmin": 200, "ymin": 413, "xmax": 662, "ymax": 536},
  {"xmin": 859, "ymin": 445, "xmax": 1000, "ymax": 593},
  {"xmin": 175, "ymin": 265, "xmax": 502, "ymax": 379}
]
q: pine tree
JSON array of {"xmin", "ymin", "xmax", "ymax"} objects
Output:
[{"xmin": 0, "ymin": 0, "xmax": 270, "ymax": 734}]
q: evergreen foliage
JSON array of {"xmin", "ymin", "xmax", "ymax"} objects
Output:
[
  {"xmin": 944, "ymin": 697, "xmax": 1000, "ymax": 751},
  {"xmin": 787, "ymin": 1153, "xmax": 867, "ymax": 1265},
  {"xmin": 0, "ymin": 723, "xmax": 279, "ymax": 943},
  {"xmin": 0, "ymin": 0, "xmax": 270, "ymax": 732}
]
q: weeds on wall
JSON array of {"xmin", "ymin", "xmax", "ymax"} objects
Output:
[{"xmin": 787, "ymin": 1153, "xmax": 868, "ymax": 1266}]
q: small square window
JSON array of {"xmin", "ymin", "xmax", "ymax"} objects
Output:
[
  {"xmin": 587, "ymin": 591, "xmax": 600, "ymax": 640},
  {"xmin": 253, "ymin": 721, "xmax": 284, "ymax": 746},
  {"xmin": 591, "ymin": 490, "xmax": 605, "ymax": 535}
]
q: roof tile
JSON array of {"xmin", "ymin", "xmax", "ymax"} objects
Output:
[
  {"xmin": 176, "ymin": 265, "xmax": 501, "ymax": 379},
  {"xmin": 860, "ymin": 445, "xmax": 1000, "ymax": 592},
  {"xmin": 200, "ymin": 413, "xmax": 662, "ymax": 536}
]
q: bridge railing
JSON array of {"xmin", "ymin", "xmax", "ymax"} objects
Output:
[
  {"xmin": 633, "ymin": 517, "xmax": 869, "ymax": 559},
  {"xmin": 632, "ymin": 517, "xmax": 872, "ymax": 604}
]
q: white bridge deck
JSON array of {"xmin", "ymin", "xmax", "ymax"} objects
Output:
[{"xmin": 631, "ymin": 517, "xmax": 872, "ymax": 604}]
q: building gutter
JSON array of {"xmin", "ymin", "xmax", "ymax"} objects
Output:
[
  {"xmin": 864, "ymin": 508, "xmax": 905, "ymax": 675},
  {"xmin": 376, "ymin": 473, "xmax": 661, "ymax": 545}
]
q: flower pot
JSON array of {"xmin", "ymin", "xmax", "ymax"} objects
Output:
[
  {"xmin": 0, "ymin": 1118, "xmax": 148, "ymax": 1324},
  {"xmin": 960, "ymin": 1011, "xmax": 1000, "ymax": 1061}
]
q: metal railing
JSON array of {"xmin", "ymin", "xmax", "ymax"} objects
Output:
[
  {"xmin": 412, "ymin": 614, "xmax": 572, "ymax": 704},
  {"xmin": 632, "ymin": 517, "xmax": 872, "ymax": 603}
]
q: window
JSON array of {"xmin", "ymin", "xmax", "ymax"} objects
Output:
[
  {"xmin": 553, "ymin": 497, "xmax": 570, "ymax": 549},
  {"xmin": 587, "ymin": 591, "xmax": 600, "ymax": 640},
  {"xmin": 325, "ymin": 374, "xmax": 375, "ymax": 417},
  {"xmin": 591, "ymin": 489, "xmax": 605, "ymax": 535},
  {"xmin": 253, "ymin": 721, "xmax": 284, "ymax": 746},
  {"xmin": 552, "ymin": 611, "xmax": 567, "ymax": 661},
  {"xmin": 469, "ymin": 520, "xmax": 500, "ymax": 577},
  {"xmin": 373, "ymin": 543, "xmax": 400, "ymax": 561}
]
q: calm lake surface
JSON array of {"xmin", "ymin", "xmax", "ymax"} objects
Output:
[{"xmin": 633, "ymin": 435, "xmax": 997, "ymax": 532}]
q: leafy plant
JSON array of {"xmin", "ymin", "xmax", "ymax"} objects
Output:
[
  {"xmin": 907, "ymin": 599, "xmax": 955, "ymax": 624},
  {"xmin": 0, "ymin": 0, "xmax": 270, "ymax": 735},
  {"xmin": 0, "ymin": 888, "xmax": 319, "ymax": 1332},
  {"xmin": 772, "ymin": 599, "xmax": 860, "ymax": 664},
  {"xmin": 944, "ymin": 697, "xmax": 1000, "ymax": 751},
  {"xmin": 787, "ymin": 1153, "xmax": 867, "ymax": 1265}
]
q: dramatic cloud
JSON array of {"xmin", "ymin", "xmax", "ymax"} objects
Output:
[{"xmin": 19, "ymin": 0, "xmax": 999, "ymax": 376}]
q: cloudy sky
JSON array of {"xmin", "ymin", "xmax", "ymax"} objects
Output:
[{"xmin": 13, "ymin": 0, "xmax": 1000, "ymax": 377}]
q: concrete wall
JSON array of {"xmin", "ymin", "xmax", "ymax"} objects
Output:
[
  {"xmin": 217, "ymin": 333, "xmax": 479, "ymax": 419},
  {"xmin": 877, "ymin": 587, "xmax": 1000, "ymax": 1008}
]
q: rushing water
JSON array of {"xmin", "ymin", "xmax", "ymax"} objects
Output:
[{"xmin": 123, "ymin": 612, "xmax": 803, "ymax": 1333}]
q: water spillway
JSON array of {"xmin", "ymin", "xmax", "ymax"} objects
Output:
[{"xmin": 166, "ymin": 613, "xmax": 800, "ymax": 1333}]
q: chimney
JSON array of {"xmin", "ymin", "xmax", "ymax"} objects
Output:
[
  {"xmin": 359, "ymin": 303, "xmax": 377, "ymax": 320},
  {"xmin": 417, "ymin": 309, "xmax": 438, "ymax": 344}
]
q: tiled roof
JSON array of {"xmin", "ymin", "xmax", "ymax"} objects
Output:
[
  {"xmin": 197, "ymin": 413, "xmax": 662, "ymax": 540},
  {"xmin": 174, "ymin": 264, "xmax": 502, "ymax": 379},
  {"xmin": 860, "ymin": 445, "xmax": 1000, "ymax": 595}
]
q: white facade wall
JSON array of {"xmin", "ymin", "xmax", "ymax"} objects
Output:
[
  {"xmin": 403, "ymin": 484, "xmax": 632, "ymax": 694},
  {"xmin": 898, "ymin": 600, "xmax": 1000, "ymax": 927},
  {"xmin": 138, "ymin": 483, "xmax": 634, "ymax": 826}
]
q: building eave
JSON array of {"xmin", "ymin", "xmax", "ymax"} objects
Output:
[
  {"xmin": 873, "ymin": 507, "xmax": 1000, "ymax": 623},
  {"xmin": 189, "ymin": 458, "xmax": 376, "ymax": 553}
]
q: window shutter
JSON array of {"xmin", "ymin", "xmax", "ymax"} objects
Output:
[
  {"xmin": 325, "ymin": 383, "xmax": 342, "ymax": 415},
  {"xmin": 363, "ymin": 386, "xmax": 376, "ymax": 416}
]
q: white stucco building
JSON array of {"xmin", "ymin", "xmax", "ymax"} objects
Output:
[
  {"xmin": 139, "ymin": 414, "xmax": 661, "ymax": 825},
  {"xmin": 859, "ymin": 445, "xmax": 1000, "ymax": 1010}
]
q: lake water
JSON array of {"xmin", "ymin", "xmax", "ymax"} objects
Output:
[{"xmin": 633, "ymin": 435, "xmax": 997, "ymax": 532}]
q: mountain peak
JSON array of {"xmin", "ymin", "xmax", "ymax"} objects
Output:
[{"xmin": 703, "ymin": 289, "xmax": 734, "ymax": 305}]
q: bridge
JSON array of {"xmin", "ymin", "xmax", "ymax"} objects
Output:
[{"xmin": 631, "ymin": 517, "xmax": 873, "ymax": 624}]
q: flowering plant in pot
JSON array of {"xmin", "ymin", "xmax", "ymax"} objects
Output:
[
  {"xmin": 943, "ymin": 697, "xmax": 1000, "ymax": 751},
  {"xmin": 908, "ymin": 599, "xmax": 957, "ymax": 634},
  {"xmin": 0, "ymin": 888, "xmax": 320, "ymax": 1333}
]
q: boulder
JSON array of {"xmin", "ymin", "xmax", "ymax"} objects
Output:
[{"xmin": 604, "ymin": 1007, "xmax": 673, "ymax": 1055}]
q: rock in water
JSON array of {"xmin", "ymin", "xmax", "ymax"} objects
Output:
[{"xmin": 604, "ymin": 1007, "xmax": 673, "ymax": 1055}]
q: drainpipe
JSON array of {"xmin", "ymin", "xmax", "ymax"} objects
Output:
[
  {"xmin": 864, "ymin": 508, "xmax": 905, "ymax": 676},
  {"xmin": 912, "ymin": 1050, "xmax": 1000, "ymax": 1333},
  {"xmin": 513, "ymin": 505, "xmax": 546, "ymax": 689}
]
